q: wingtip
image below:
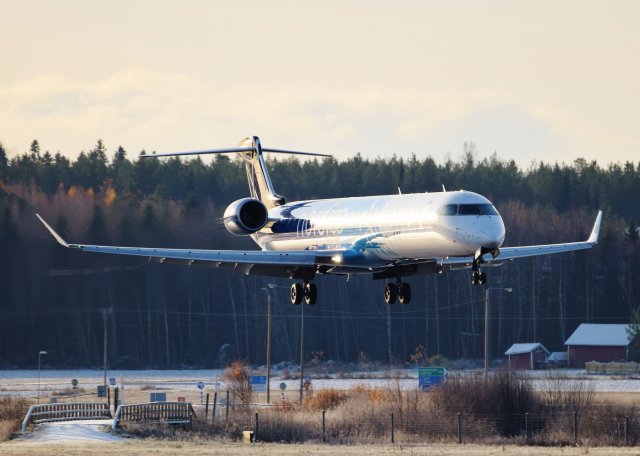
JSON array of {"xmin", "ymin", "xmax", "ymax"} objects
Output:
[
  {"xmin": 587, "ymin": 210, "xmax": 603, "ymax": 244},
  {"xmin": 35, "ymin": 213, "xmax": 69, "ymax": 248}
]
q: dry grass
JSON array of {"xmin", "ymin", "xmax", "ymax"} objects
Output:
[
  {"xmin": 0, "ymin": 397, "xmax": 31, "ymax": 442},
  {"xmin": 3, "ymin": 441, "xmax": 640, "ymax": 456}
]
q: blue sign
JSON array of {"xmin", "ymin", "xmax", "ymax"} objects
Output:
[
  {"xmin": 197, "ymin": 381, "xmax": 205, "ymax": 390},
  {"xmin": 418, "ymin": 367, "xmax": 447, "ymax": 391},
  {"xmin": 250, "ymin": 375, "xmax": 267, "ymax": 392},
  {"xmin": 109, "ymin": 377, "xmax": 116, "ymax": 386}
]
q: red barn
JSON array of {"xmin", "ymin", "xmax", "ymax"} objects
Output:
[
  {"xmin": 505, "ymin": 343, "xmax": 550, "ymax": 370},
  {"xmin": 564, "ymin": 324, "xmax": 631, "ymax": 368}
]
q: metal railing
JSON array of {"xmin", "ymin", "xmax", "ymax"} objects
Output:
[
  {"xmin": 21, "ymin": 402, "xmax": 111, "ymax": 432},
  {"xmin": 112, "ymin": 401, "xmax": 197, "ymax": 430}
]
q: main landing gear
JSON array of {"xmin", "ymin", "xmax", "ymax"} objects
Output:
[
  {"xmin": 290, "ymin": 282, "xmax": 317, "ymax": 305},
  {"xmin": 384, "ymin": 280, "xmax": 411, "ymax": 305}
]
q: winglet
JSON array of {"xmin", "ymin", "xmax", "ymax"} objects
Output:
[
  {"xmin": 587, "ymin": 210, "xmax": 603, "ymax": 245},
  {"xmin": 36, "ymin": 214, "xmax": 69, "ymax": 248}
]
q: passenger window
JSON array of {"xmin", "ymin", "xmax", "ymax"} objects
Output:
[
  {"xmin": 440, "ymin": 205, "xmax": 458, "ymax": 216},
  {"xmin": 458, "ymin": 204, "xmax": 481, "ymax": 215}
]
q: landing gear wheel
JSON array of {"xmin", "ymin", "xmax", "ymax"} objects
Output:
[
  {"xmin": 472, "ymin": 271, "xmax": 479, "ymax": 285},
  {"xmin": 384, "ymin": 283, "xmax": 398, "ymax": 305},
  {"xmin": 478, "ymin": 272, "xmax": 487, "ymax": 285},
  {"xmin": 398, "ymin": 283, "xmax": 412, "ymax": 304},
  {"xmin": 290, "ymin": 283, "xmax": 303, "ymax": 305},
  {"xmin": 303, "ymin": 282, "xmax": 317, "ymax": 305}
]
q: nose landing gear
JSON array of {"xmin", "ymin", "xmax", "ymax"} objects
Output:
[
  {"xmin": 290, "ymin": 282, "xmax": 317, "ymax": 305},
  {"xmin": 384, "ymin": 280, "xmax": 411, "ymax": 305},
  {"xmin": 471, "ymin": 256, "xmax": 487, "ymax": 285},
  {"xmin": 471, "ymin": 270, "xmax": 487, "ymax": 285}
]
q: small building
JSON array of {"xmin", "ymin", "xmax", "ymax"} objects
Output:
[
  {"xmin": 546, "ymin": 351, "xmax": 568, "ymax": 368},
  {"xmin": 564, "ymin": 324, "xmax": 632, "ymax": 368},
  {"xmin": 505, "ymin": 343, "xmax": 550, "ymax": 370}
]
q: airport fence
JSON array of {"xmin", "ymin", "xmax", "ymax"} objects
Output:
[{"xmin": 190, "ymin": 398, "xmax": 640, "ymax": 446}]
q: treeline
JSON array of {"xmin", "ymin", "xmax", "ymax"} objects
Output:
[{"xmin": 0, "ymin": 139, "xmax": 638, "ymax": 369}]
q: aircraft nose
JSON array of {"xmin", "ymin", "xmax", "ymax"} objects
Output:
[{"xmin": 480, "ymin": 217, "xmax": 505, "ymax": 249}]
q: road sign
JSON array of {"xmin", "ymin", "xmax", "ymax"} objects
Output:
[
  {"xmin": 71, "ymin": 378, "xmax": 78, "ymax": 388},
  {"xmin": 250, "ymin": 375, "xmax": 267, "ymax": 392},
  {"xmin": 279, "ymin": 382, "xmax": 287, "ymax": 390},
  {"xmin": 177, "ymin": 396, "xmax": 185, "ymax": 402},
  {"xmin": 150, "ymin": 392, "xmax": 166, "ymax": 402},
  {"xmin": 197, "ymin": 381, "xmax": 205, "ymax": 390},
  {"xmin": 109, "ymin": 377, "xmax": 116, "ymax": 386},
  {"xmin": 418, "ymin": 367, "xmax": 447, "ymax": 391}
]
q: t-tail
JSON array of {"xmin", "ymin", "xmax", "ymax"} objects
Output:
[{"xmin": 142, "ymin": 136, "xmax": 330, "ymax": 209}]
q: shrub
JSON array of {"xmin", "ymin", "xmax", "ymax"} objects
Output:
[
  {"xmin": 222, "ymin": 360, "xmax": 251, "ymax": 405},
  {"xmin": 303, "ymin": 389, "xmax": 349, "ymax": 410},
  {"xmin": 431, "ymin": 369, "xmax": 539, "ymax": 436}
]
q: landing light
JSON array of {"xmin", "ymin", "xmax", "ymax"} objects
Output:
[{"xmin": 331, "ymin": 255, "xmax": 343, "ymax": 264}]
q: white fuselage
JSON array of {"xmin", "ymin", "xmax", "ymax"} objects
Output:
[{"xmin": 253, "ymin": 191, "xmax": 505, "ymax": 263}]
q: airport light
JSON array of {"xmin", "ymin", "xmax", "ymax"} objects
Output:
[
  {"xmin": 37, "ymin": 350, "xmax": 47, "ymax": 404},
  {"xmin": 484, "ymin": 287, "xmax": 513, "ymax": 379}
]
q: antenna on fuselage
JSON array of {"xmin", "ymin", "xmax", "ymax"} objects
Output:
[
  {"xmin": 442, "ymin": 184, "xmax": 447, "ymax": 192},
  {"xmin": 397, "ymin": 187, "xmax": 402, "ymax": 195}
]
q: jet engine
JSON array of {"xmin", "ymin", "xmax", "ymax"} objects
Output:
[{"xmin": 223, "ymin": 198, "xmax": 269, "ymax": 235}]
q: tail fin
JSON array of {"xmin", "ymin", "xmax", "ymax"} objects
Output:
[
  {"xmin": 237, "ymin": 136, "xmax": 285, "ymax": 208},
  {"xmin": 141, "ymin": 136, "xmax": 330, "ymax": 209}
]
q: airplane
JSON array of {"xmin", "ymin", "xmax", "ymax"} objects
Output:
[{"xmin": 37, "ymin": 136, "xmax": 602, "ymax": 305}]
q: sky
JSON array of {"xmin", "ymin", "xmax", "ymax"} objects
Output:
[{"xmin": 1, "ymin": 0, "xmax": 639, "ymax": 168}]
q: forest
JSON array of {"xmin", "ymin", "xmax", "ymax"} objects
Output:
[{"xmin": 0, "ymin": 139, "xmax": 638, "ymax": 369}]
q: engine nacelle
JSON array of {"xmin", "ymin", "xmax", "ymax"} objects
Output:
[{"xmin": 223, "ymin": 198, "xmax": 269, "ymax": 236}]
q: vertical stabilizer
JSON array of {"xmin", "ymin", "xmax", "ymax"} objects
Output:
[{"xmin": 237, "ymin": 136, "xmax": 286, "ymax": 208}]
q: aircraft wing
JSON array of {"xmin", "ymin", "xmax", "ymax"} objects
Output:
[
  {"xmin": 36, "ymin": 214, "xmax": 326, "ymax": 279},
  {"xmin": 440, "ymin": 210, "xmax": 602, "ymax": 266}
]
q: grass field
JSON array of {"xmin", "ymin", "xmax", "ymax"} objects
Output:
[{"xmin": 3, "ymin": 440, "xmax": 640, "ymax": 456}]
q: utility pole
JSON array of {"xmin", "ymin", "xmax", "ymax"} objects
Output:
[
  {"xmin": 260, "ymin": 287, "xmax": 272, "ymax": 404},
  {"xmin": 484, "ymin": 287, "xmax": 512, "ymax": 379},
  {"xmin": 102, "ymin": 308, "xmax": 110, "ymax": 395},
  {"xmin": 299, "ymin": 299, "xmax": 305, "ymax": 405}
]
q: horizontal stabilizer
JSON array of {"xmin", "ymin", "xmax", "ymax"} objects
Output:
[{"xmin": 141, "ymin": 146, "xmax": 331, "ymax": 159}]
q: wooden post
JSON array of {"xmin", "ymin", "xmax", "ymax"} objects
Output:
[
  {"xmin": 114, "ymin": 387, "xmax": 119, "ymax": 410},
  {"xmin": 625, "ymin": 416, "xmax": 630, "ymax": 446},
  {"xmin": 254, "ymin": 412, "xmax": 259, "ymax": 443},
  {"xmin": 212, "ymin": 392, "xmax": 218, "ymax": 425},
  {"xmin": 107, "ymin": 387, "xmax": 111, "ymax": 412},
  {"xmin": 322, "ymin": 410, "xmax": 326, "ymax": 442},
  {"xmin": 525, "ymin": 412, "xmax": 529, "ymax": 439},
  {"xmin": 573, "ymin": 410, "xmax": 578, "ymax": 445},
  {"xmin": 225, "ymin": 390, "xmax": 230, "ymax": 424},
  {"xmin": 391, "ymin": 412, "xmax": 395, "ymax": 444},
  {"xmin": 457, "ymin": 412, "xmax": 462, "ymax": 444},
  {"xmin": 205, "ymin": 393, "xmax": 210, "ymax": 419}
]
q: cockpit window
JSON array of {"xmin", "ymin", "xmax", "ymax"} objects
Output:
[
  {"xmin": 439, "ymin": 204, "xmax": 458, "ymax": 216},
  {"xmin": 458, "ymin": 204, "xmax": 481, "ymax": 215},
  {"xmin": 480, "ymin": 204, "xmax": 499, "ymax": 215},
  {"xmin": 440, "ymin": 204, "xmax": 499, "ymax": 216}
]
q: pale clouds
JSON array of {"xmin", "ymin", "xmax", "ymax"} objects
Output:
[{"xmin": 1, "ymin": 68, "xmax": 576, "ymax": 166}]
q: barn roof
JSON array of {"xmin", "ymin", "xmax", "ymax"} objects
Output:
[
  {"xmin": 505, "ymin": 343, "xmax": 550, "ymax": 356},
  {"xmin": 564, "ymin": 324, "xmax": 632, "ymax": 347},
  {"xmin": 547, "ymin": 351, "xmax": 568, "ymax": 361}
]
